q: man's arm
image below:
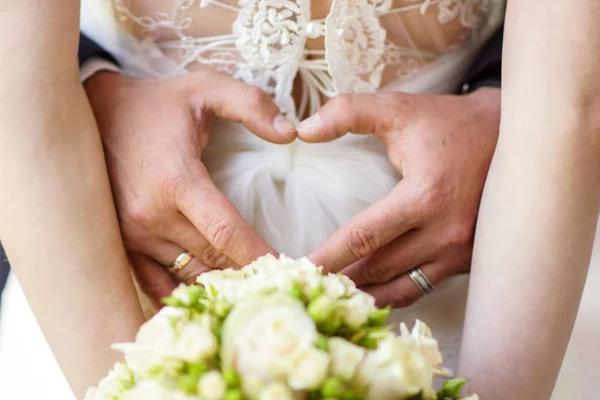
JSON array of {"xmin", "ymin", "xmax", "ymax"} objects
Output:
[{"xmin": 0, "ymin": 2, "xmax": 143, "ymax": 397}]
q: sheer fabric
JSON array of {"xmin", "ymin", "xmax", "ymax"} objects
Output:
[{"xmin": 15, "ymin": 0, "xmax": 589, "ymax": 398}]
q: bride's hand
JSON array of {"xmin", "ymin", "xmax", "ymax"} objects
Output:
[
  {"xmin": 84, "ymin": 70, "xmax": 296, "ymax": 303},
  {"xmin": 297, "ymin": 88, "xmax": 500, "ymax": 307}
]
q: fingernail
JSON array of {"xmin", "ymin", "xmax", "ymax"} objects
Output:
[
  {"xmin": 273, "ymin": 114, "xmax": 296, "ymax": 135},
  {"xmin": 296, "ymin": 114, "xmax": 322, "ymax": 134}
]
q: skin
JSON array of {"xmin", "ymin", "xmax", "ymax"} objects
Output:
[
  {"xmin": 458, "ymin": 1, "xmax": 600, "ymax": 399},
  {"xmin": 2, "ymin": 0, "xmax": 599, "ymax": 398},
  {"xmin": 0, "ymin": 1, "xmax": 144, "ymax": 397},
  {"xmin": 297, "ymin": 88, "xmax": 501, "ymax": 306},
  {"xmin": 84, "ymin": 70, "xmax": 296, "ymax": 304}
]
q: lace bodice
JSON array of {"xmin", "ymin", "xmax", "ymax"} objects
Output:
[{"xmin": 82, "ymin": 0, "xmax": 505, "ymax": 121}]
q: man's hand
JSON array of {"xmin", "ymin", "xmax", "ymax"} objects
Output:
[
  {"xmin": 297, "ymin": 88, "xmax": 500, "ymax": 307},
  {"xmin": 85, "ymin": 69, "xmax": 296, "ymax": 303}
]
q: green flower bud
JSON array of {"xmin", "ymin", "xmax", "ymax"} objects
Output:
[
  {"xmin": 290, "ymin": 284, "xmax": 304, "ymax": 301},
  {"xmin": 177, "ymin": 374, "xmax": 199, "ymax": 394},
  {"xmin": 162, "ymin": 296, "xmax": 184, "ymax": 308},
  {"xmin": 308, "ymin": 296, "xmax": 335, "ymax": 324},
  {"xmin": 321, "ymin": 312, "xmax": 343, "ymax": 335},
  {"xmin": 187, "ymin": 362, "xmax": 209, "ymax": 379},
  {"xmin": 315, "ymin": 334, "xmax": 329, "ymax": 351},
  {"xmin": 321, "ymin": 377, "xmax": 344, "ymax": 399},
  {"xmin": 308, "ymin": 284, "xmax": 324, "ymax": 300},
  {"xmin": 367, "ymin": 306, "xmax": 390, "ymax": 326},
  {"xmin": 223, "ymin": 368, "xmax": 241, "ymax": 387},
  {"xmin": 213, "ymin": 300, "xmax": 231, "ymax": 319},
  {"xmin": 225, "ymin": 389, "xmax": 244, "ymax": 400},
  {"xmin": 187, "ymin": 285, "xmax": 207, "ymax": 304}
]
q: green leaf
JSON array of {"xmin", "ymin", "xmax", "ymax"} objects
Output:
[{"xmin": 437, "ymin": 378, "xmax": 466, "ymax": 400}]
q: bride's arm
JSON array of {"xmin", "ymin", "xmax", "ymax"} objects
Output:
[
  {"xmin": 0, "ymin": 1, "xmax": 144, "ymax": 397},
  {"xmin": 458, "ymin": 2, "xmax": 600, "ymax": 399}
]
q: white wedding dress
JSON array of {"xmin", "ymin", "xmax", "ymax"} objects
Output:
[{"xmin": 0, "ymin": 0, "xmax": 594, "ymax": 398}]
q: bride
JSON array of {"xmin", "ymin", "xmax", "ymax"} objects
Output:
[{"xmin": 0, "ymin": 0, "xmax": 599, "ymax": 399}]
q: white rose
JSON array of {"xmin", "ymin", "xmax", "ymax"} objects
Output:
[
  {"xmin": 341, "ymin": 292, "xmax": 376, "ymax": 329},
  {"xmin": 400, "ymin": 320, "xmax": 443, "ymax": 372},
  {"xmin": 172, "ymin": 322, "xmax": 217, "ymax": 362},
  {"xmin": 197, "ymin": 371, "xmax": 226, "ymax": 400},
  {"xmin": 85, "ymin": 363, "xmax": 132, "ymax": 400},
  {"xmin": 113, "ymin": 307, "xmax": 185, "ymax": 373},
  {"xmin": 259, "ymin": 382, "xmax": 294, "ymax": 400},
  {"xmin": 121, "ymin": 381, "xmax": 190, "ymax": 400},
  {"xmin": 328, "ymin": 338, "xmax": 366, "ymax": 380},
  {"xmin": 322, "ymin": 275, "xmax": 347, "ymax": 299},
  {"xmin": 357, "ymin": 336, "xmax": 434, "ymax": 400},
  {"xmin": 221, "ymin": 293, "xmax": 318, "ymax": 384},
  {"xmin": 288, "ymin": 348, "xmax": 330, "ymax": 390}
]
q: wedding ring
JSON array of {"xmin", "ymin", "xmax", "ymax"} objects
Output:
[
  {"xmin": 169, "ymin": 251, "xmax": 194, "ymax": 272},
  {"xmin": 408, "ymin": 267, "xmax": 434, "ymax": 295}
]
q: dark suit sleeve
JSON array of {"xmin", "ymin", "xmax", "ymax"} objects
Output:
[
  {"xmin": 78, "ymin": 34, "xmax": 119, "ymax": 67},
  {"xmin": 459, "ymin": 26, "xmax": 503, "ymax": 94}
]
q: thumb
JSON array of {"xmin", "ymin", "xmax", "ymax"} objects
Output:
[
  {"xmin": 297, "ymin": 93, "xmax": 404, "ymax": 143},
  {"xmin": 187, "ymin": 70, "xmax": 297, "ymax": 144}
]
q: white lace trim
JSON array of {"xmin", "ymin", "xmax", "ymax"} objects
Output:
[{"xmin": 112, "ymin": 0, "xmax": 492, "ymax": 119}]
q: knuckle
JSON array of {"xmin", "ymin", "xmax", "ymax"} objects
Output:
[
  {"xmin": 347, "ymin": 224, "xmax": 381, "ymax": 260},
  {"xmin": 205, "ymin": 217, "xmax": 235, "ymax": 251},
  {"xmin": 445, "ymin": 221, "xmax": 474, "ymax": 248},
  {"xmin": 246, "ymin": 86, "xmax": 272, "ymax": 110},
  {"xmin": 127, "ymin": 199, "xmax": 157, "ymax": 227},
  {"xmin": 361, "ymin": 263, "xmax": 390, "ymax": 284},
  {"xmin": 199, "ymin": 246, "xmax": 228, "ymax": 268}
]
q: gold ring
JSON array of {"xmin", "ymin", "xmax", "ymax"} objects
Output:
[{"xmin": 169, "ymin": 251, "xmax": 194, "ymax": 272}]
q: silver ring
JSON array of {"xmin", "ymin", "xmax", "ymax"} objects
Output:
[
  {"xmin": 169, "ymin": 251, "xmax": 194, "ymax": 273},
  {"xmin": 408, "ymin": 267, "xmax": 434, "ymax": 295}
]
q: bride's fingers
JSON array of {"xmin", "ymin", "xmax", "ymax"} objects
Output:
[
  {"xmin": 128, "ymin": 252, "xmax": 177, "ymax": 306},
  {"xmin": 341, "ymin": 229, "xmax": 434, "ymax": 287},
  {"xmin": 360, "ymin": 262, "xmax": 445, "ymax": 308}
]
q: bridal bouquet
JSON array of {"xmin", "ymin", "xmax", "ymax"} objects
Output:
[{"xmin": 86, "ymin": 255, "xmax": 476, "ymax": 400}]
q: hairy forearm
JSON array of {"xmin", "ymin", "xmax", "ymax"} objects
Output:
[
  {"xmin": 459, "ymin": 2, "xmax": 600, "ymax": 399},
  {"xmin": 0, "ymin": 2, "xmax": 144, "ymax": 397}
]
